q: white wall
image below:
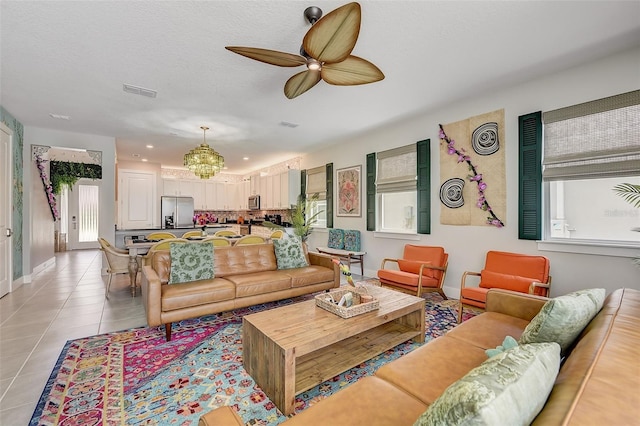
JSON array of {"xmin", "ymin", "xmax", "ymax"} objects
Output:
[
  {"xmin": 303, "ymin": 46, "xmax": 640, "ymax": 298},
  {"xmin": 22, "ymin": 127, "xmax": 116, "ymax": 275}
]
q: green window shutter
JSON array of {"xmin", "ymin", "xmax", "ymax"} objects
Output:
[
  {"xmin": 300, "ymin": 169, "xmax": 307, "ymax": 203},
  {"xmin": 366, "ymin": 153, "xmax": 376, "ymax": 231},
  {"xmin": 519, "ymin": 112, "xmax": 543, "ymax": 240},
  {"xmin": 416, "ymin": 139, "xmax": 431, "ymax": 234},
  {"xmin": 325, "ymin": 163, "xmax": 334, "ymax": 228}
]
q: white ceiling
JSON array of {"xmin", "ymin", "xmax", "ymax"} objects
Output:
[{"xmin": 2, "ymin": 1, "xmax": 639, "ymax": 175}]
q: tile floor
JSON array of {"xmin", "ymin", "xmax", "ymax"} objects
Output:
[{"xmin": 0, "ymin": 249, "xmax": 147, "ymax": 425}]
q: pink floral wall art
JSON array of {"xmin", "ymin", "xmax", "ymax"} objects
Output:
[{"xmin": 337, "ymin": 165, "xmax": 361, "ymax": 217}]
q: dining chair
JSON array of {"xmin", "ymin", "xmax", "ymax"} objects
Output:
[
  {"xmin": 146, "ymin": 231, "xmax": 177, "ymax": 240},
  {"xmin": 377, "ymin": 245, "xmax": 448, "ymax": 299},
  {"xmin": 201, "ymin": 236, "xmax": 232, "ymax": 246},
  {"xmin": 214, "ymin": 230, "xmax": 238, "ymax": 237},
  {"xmin": 458, "ymin": 250, "xmax": 551, "ymax": 323},
  {"xmin": 98, "ymin": 239, "xmax": 139, "ymax": 298},
  {"xmin": 234, "ymin": 235, "xmax": 266, "ymax": 245},
  {"xmin": 142, "ymin": 238, "xmax": 189, "ymax": 265},
  {"xmin": 182, "ymin": 230, "xmax": 203, "ymax": 239},
  {"xmin": 270, "ymin": 230, "xmax": 284, "ymax": 239}
]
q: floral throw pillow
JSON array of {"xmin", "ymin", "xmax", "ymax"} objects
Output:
[
  {"xmin": 273, "ymin": 236, "xmax": 309, "ymax": 270},
  {"xmin": 168, "ymin": 242, "xmax": 214, "ymax": 284}
]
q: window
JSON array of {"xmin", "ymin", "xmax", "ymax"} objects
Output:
[
  {"xmin": 375, "ymin": 144, "xmax": 417, "ymax": 233},
  {"xmin": 536, "ymin": 90, "xmax": 640, "ymax": 245},
  {"xmin": 306, "ymin": 166, "xmax": 327, "ymax": 228},
  {"xmin": 78, "ymin": 184, "xmax": 100, "ymax": 243}
]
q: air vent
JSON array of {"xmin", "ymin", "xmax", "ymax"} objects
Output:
[
  {"xmin": 49, "ymin": 113, "xmax": 70, "ymax": 120},
  {"xmin": 123, "ymin": 83, "xmax": 157, "ymax": 98},
  {"xmin": 279, "ymin": 121, "xmax": 299, "ymax": 128}
]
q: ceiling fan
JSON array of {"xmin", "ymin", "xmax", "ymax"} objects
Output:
[{"xmin": 225, "ymin": 2, "xmax": 384, "ymax": 99}]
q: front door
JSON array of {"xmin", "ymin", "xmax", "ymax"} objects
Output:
[
  {"xmin": 0, "ymin": 124, "xmax": 13, "ymax": 297},
  {"xmin": 67, "ymin": 179, "xmax": 100, "ymax": 250}
]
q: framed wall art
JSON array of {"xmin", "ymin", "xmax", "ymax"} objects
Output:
[{"xmin": 336, "ymin": 165, "xmax": 361, "ymax": 217}]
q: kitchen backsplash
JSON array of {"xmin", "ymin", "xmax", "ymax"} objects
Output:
[{"xmin": 194, "ymin": 209, "xmax": 290, "ymax": 225}]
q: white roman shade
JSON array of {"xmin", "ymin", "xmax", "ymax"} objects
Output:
[
  {"xmin": 375, "ymin": 144, "xmax": 417, "ymax": 193},
  {"xmin": 542, "ymin": 90, "xmax": 640, "ymax": 181},
  {"xmin": 306, "ymin": 165, "xmax": 326, "ymax": 200}
]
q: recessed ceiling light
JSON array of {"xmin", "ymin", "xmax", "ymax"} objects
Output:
[
  {"xmin": 49, "ymin": 113, "xmax": 70, "ymax": 120},
  {"xmin": 141, "ymin": 158, "xmax": 148, "ymax": 162},
  {"xmin": 223, "ymin": 166, "xmax": 228, "ymax": 170},
  {"xmin": 243, "ymin": 157, "xmax": 249, "ymax": 160},
  {"xmin": 146, "ymin": 145, "xmax": 154, "ymax": 149}
]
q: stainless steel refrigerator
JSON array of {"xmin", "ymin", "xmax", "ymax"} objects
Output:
[{"xmin": 161, "ymin": 196, "xmax": 195, "ymax": 228}]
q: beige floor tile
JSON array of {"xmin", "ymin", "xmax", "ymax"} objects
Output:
[
  {"xmin": 0, "ymin": 402, "xmax": 35, "ymax": 426},
  {"xmin": 0, "ymin": 319, "xmax": 50, "ymax": 341},
  {"xmin": 0, "ymin": 369, "xmax": 50, "ymax": 411},
  {"xmin": 0, "ymin": 352, "xmax": 29, "ymax": 381},
  {"xmin": 98, "ymin": 316, "xmax": 148, "ymax": 334},
  {"xmin": 56, "ymin": 302, "xmax": 104, "ymax": 318},
  {"xmin": 0, "ymin": 334, "xmax": 42, "ymax": 359}
]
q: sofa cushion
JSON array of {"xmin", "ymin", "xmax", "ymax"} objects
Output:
[
  {"xmin": 378, "ymin": 269, "xmax": 440, "ymax": 290},
  {"xmin": 519, "ymin": 288, "xmax": 605, "ymax": 353},
  {"xmin": 286, "ymin": 265, "xmax": 336, "ymax": 288},
  {"xmin": 479, "ymin": 269, "xmax": 534, "ymax": 293},
  {"xmin": 273, "ymin": 236, "xmax": 309, "ymax": 270},
  {"xmin": 376, "ymin": 335, "xmax": 490, "ymax": 406},
  {"xmin": 226, "ymin": 271, "xmax": 292, "ymax": 298},
  {"xmin": 168, "ymin": 242, "xmax": 214, "ymax": 284},
  {"xmin": 414, "ymin": 342, "xmax": 560, "ymax": 426},
  {"xmin": 162, "ymin": 277, "xmax": 235, "ymax": 311},
  {"xmin": 327, "ymin": 228, "xmax": 345, "ymax": 249},
  {"xmin": 213, "ymin": 244, "xmax": 277, "ymax": 276}
]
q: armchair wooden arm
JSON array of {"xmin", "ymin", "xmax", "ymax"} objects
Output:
[
  {"xmin": 380, "ymin": 258, "xmax": 400, "ymax": 269},
  {"xmin": 460, "ymin": 271, "xmax": 481, "ymax": 290},
  {"xmin": 529, "ymin": 278, "xmax": 551, "ymax": 296}
]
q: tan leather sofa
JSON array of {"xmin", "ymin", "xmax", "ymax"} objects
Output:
[
  {"xmin": 141, "ymin": 243, "xmax": 339, "ymax": 341},
  {"xmin": 200, "ymin": 287, "xmax": 639, "ymax": 425}
]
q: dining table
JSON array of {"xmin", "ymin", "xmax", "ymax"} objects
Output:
[{"xmin": 124, "ymin": 239, "xmax": 155, "ymax": 296}]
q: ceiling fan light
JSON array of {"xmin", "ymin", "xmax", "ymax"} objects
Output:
[
  {"xmin": 306, "ymin": 58, "xmax": 322, "ymax": 71},
  {"xmin": 184, "ymin": 126, "xmax": 225, "ymax": 179}
]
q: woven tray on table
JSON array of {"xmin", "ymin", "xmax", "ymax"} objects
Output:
[{"xmin": 315, "ymin": 288, "xmax": 379, "ymax": 318}]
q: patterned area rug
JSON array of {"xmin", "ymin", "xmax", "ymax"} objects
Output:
[{"xmin": 30, "ymin": 288, "xmax": 478, "ymax": 426}]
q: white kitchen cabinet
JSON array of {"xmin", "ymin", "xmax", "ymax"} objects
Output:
[
  {"xmin": 271, "ymin": 173, "xmax": 282, "ymax": 208},
  {"xmin": 250, "ymin": 175, "xmax": 260, "ymax": 196},
  {"xmin": 204, "ymin": 182, "xmax": 217, "ymax": 209},
  {"xmin": 259, "ymin": 177, "xmax": 268, "ymax": 207},
  {"xmin": 280, "ymin": 169, "xmax": 301, "ymax": 209},
  {"xmin": 119, "ymin": 170, "xmax": 157, "ymax": 229}
]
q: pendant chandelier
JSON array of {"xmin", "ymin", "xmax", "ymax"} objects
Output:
[{"xmin": 184, "ymin": 126, "xmax": 224, "ymax": 179}]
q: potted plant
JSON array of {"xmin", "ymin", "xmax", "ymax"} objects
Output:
[
  {"xmin": 263, "ymin": 193, "xmax": 323, "ymax": 242},
  {"xmin": 613, "ymin": 183, "xmax": 640, "ymax": 266}
]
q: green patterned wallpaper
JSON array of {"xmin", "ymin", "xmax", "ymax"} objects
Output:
[{"xmin": 0, "ymin": 106, "xmax": 24, "ymax": 280}]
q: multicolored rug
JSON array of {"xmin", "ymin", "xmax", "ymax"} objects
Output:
[{"xmin": 30, "ymin": 288, "xmax": 478, "ymax": 426}]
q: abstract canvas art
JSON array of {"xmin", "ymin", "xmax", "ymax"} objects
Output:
[{"xmin": 439, "ymin": 109, "xmax": 506, "ymax": 227}]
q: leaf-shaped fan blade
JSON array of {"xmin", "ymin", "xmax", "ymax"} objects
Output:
[
  {"xmin": 225, "ymin": 46, "xmax": 306, "ymax": 67},
  {"xmin": 284, "ymin": 70, "xmax": 322, "ymax": 99},
  {"xmin": 303, "ymin": 2, "xmax": 360, "ymax": 64},
  {"xmin": 321, "ymin": 56, "xmax": 385, "ymax": 86}
]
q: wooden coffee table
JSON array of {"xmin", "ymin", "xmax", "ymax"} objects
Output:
[{"xmin": 242, "ymin": 285, "xmax": 425, "ymax": 415}]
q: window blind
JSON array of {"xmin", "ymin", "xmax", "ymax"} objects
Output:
[
  {"xmin": 542, "ymin": 90, "xmax": 640, "ymax": 180},
  {"xmin": 306, "ymin": 165, "xmax": 326, "ymax": 199},
  {"xmin": 375, "ymin": 144, "xmax": 417, "ymax": 193}
]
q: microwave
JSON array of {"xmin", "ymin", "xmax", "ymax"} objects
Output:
[{"xmin": 248, "ymin": 195, "xmax": 260, "ymax": 210}]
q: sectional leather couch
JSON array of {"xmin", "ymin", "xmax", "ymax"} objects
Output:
[
  {"xmin": 141, "ymin": 242, "xmax": 340, "ymax": 341},
  {"xmin": 199, "ymin": 287, "xmax": 639, "ymax": 425}
]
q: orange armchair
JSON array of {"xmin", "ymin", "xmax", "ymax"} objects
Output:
[
  {"xmin": 458, "ymin": 250, "xmax": 551, "ymax": 322},
  {"xmin": 377, "ymin": 245, "xmax": 448, "ymax": 299}
]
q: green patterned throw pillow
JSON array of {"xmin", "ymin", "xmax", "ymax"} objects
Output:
[
  {"xmin": 519, "ymin": 288, "xmax": 605, "ymax": 353},
  {"xmin": 168, "ymin": 242, "xmax": 214, "ymax": 284},
  {"xmin": 273, "ymin": 236, "xmax": 309, "ymax": 270},
  {"xmin": 414, "ymin": 342, "xmax": 560, "ymax": 426}
]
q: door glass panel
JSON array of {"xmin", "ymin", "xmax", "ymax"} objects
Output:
[{"xmin": 78, "ymin": 184, "xmax": 99, "ymax": 242}]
